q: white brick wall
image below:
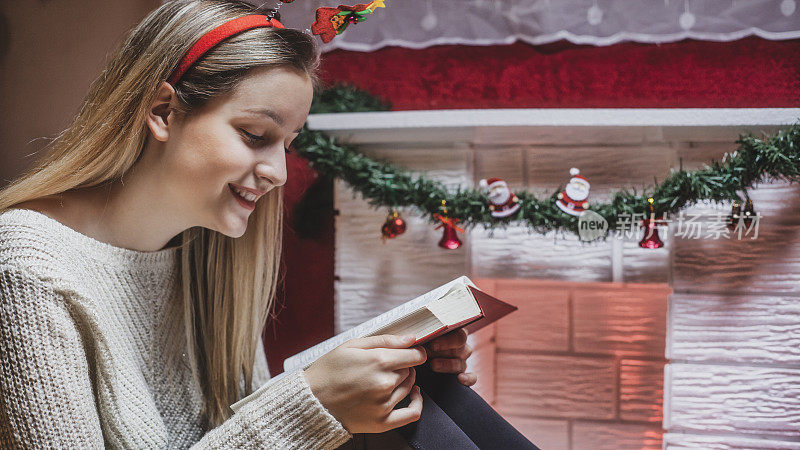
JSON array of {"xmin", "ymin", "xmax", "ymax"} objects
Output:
[
  {"xmin": 664, "ymin": 363, "xmax": 800, "ymax": 437},
  {"xmin": 669, "ymin": 293, "xmax": 800, "ymax": 365},
  {"xmin": 663, "ymin": 433, "xmax": 800, "ymax": 449},
  {"xmin": 666, "ymin": 179, "xmax": 800, "ymax": 448}
]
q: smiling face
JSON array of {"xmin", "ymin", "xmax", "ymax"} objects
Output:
[{"xmin": 158, "ymin": 66, "xmax": 314, "ymax": 238}]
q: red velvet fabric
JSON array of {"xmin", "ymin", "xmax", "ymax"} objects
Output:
[{"xmin": 319, "ymin": 37, "xmax": 800, "ymax": 109}]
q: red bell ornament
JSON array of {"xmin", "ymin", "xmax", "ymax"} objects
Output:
[
  {"xmin": 639, "ymin": 218, "xmax": 665, "ymax": 249},
  {"xmin": 437, "ymin": 220, "xmax": 463, "ymax": 250},
  {"xmin": 639, "ymin": 197, "xmax": 664, "ymax": 249},
  {"xmin": 433, "ymin": 200, "xmax": 464, "ymax": 250}
]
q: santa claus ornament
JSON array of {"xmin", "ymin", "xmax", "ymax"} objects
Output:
[
  {"xmin": 479, "ymin": 177, "xmax": 521, "ymax": 218},
  {"xmin": 556, "ymin": 168, "xmax": 591, "ymax": 216}
]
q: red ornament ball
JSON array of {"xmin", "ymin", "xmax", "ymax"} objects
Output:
[
  {"xmin": 381, "ymin": 213, "xmax": 406, "ymax": 239},
  {"xmin": 390, "ymin": 217, "xmax": 406, "ymax": 235}
]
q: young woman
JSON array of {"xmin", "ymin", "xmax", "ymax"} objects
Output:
[{"xmin": 0, "ymin": 1, "xmax": 478, "ymax": 448}]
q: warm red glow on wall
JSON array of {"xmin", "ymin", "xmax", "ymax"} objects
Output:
[{"xmin": 474, "ymin": 278, "xmax": 670, "ymax": 449}]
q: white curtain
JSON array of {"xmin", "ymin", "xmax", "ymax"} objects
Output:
[{"xmin": 270, "ymin": 0, "xmax": 800, "ymax": 52}]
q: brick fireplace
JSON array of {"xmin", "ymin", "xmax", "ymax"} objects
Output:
[{"xmin": 469, "ymin": 278, "xmax": 669, "ymax": 449}]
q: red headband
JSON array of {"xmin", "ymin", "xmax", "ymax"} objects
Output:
[{"xmin": 167, "ymin": 15, "xmax": 285, "ymax": 86}]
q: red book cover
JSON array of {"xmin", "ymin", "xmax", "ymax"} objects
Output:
[{"xmin": 413, "ymin": 285, "xmax": 518, "ymax": 345}]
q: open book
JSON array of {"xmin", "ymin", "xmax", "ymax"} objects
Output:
[
  {"xmin": 284, "ymin": 275, "xmax": 517, "ymax": 372},
  {"xmin": 230, "ymin": 275, "xmax": 517, "ymax": 413}
]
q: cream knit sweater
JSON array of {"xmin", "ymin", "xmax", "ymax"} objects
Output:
[{"xmin": 0, "ymin": 208, "xmax": 352, "ymax": 449}]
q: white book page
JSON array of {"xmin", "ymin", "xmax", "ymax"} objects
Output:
[
  {"xmin": 427, "ymin": 283, "xmax": 481, "ymax": 325},
  {"xmin": 283, "ymin": 275, "xmax": 476, "ymax": 372}
]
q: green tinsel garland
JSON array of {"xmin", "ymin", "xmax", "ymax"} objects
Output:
[{"xmin": 294, "ymin": 84, "xmax": 800, "ymax": 237}]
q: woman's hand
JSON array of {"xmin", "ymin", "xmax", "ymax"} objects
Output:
[
  {"xmin": 425, "ymin": 328, "xmax": 477, "ymax": 387},
  {"xmin": 303, "ymin": 334, "xmax": 426, "ymax": 434}
]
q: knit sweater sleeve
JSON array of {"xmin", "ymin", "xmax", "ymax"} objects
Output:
[
  {"xmin": 192, "ymin": 369, "xmax": 352, "ymax": 450},
  {"xmin": 0, "ymin": 265, "xmax": 105, "ymax": 449},
  {"xmin": 192, "ymin": 333, "xmax": 352, "ymax": 449}
]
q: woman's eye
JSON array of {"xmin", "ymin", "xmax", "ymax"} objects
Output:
[
  {"xmin": 241, "ymin": 129, "xmax": 293, "ymax": 154},
  {"xmin": 239, "ymin": 128, "xmax": 294, "ymax": 154},
  {"xmin": 240, "ymin": 129, "xmax": 264, "ymax": 145}
]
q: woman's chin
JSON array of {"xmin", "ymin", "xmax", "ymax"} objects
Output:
[
  {"xmin": 228, "ymin": 219, "xmax": 248, "ymax": 238},
  {"xmin": 218, "ymin": 226, "xmax": 246, "ymax": 239},
  {"xmin": 223, "ymin": 228, "xmax": 247, "ymax": 239},
  {"xmin": 214, "ymin": 210, "xmax": 249, "ymax": 238}
]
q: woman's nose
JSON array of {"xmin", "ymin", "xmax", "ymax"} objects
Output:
[{"xmin": 255, "ymin": 151, "xmax": 287, "ymax": 188}]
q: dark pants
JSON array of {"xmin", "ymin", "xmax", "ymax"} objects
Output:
[{"xmin": 339, "ymin": 363, "xmax": 540, "ymax": 450}]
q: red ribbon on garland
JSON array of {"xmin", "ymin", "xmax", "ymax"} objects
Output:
[{"xmin": 433, "ymin": 213, "xmax": 465, "ymax": 233}]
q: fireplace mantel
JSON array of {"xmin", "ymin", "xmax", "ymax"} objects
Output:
[{"xmin": 307, "ymin": 108, "xmax": 800, "ymax": 145}]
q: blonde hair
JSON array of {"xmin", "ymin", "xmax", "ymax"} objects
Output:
[{"xmin": 0, "ymin": 0, "xmax": 321, "ymax": 428}]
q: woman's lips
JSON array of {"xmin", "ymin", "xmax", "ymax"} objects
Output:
[{"xmin": 229, "ymin": 184, "xmax": 255, "ymax": 210}]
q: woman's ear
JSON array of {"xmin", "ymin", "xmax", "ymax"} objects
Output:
[{"xmin": 146, "ymin": 81, "xmax": 178, "ymax": 142}]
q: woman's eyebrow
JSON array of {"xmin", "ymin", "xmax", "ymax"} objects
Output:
[{"xmin": 242, "ymin": 108, "xmax": 303, "ymax": 133}]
